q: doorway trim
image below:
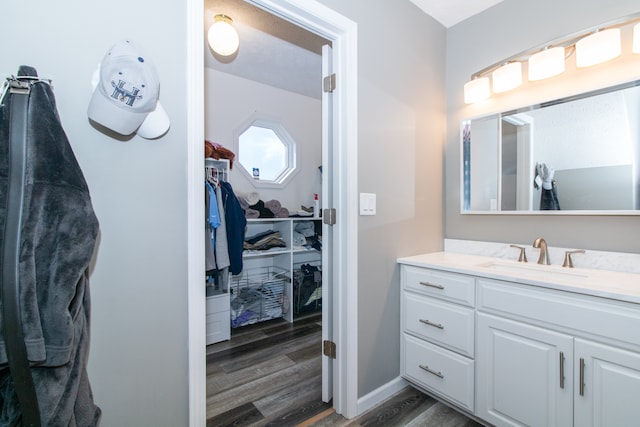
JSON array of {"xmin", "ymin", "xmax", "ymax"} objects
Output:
[{"xmin": 186, "ymin": 0, "xmax": 359, "ymax": 425}]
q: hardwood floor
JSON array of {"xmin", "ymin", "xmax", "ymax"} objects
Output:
[{"xmin": 206, "ymin": 312, "xmax": 482, "ymax": 426}]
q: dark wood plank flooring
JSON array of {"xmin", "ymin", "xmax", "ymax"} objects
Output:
[{"xmin": 206, "ymin": 312, "xmax": 482, "ymax": 426}]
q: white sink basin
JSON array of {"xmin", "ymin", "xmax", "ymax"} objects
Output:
[{"xmin": 476, "ymin": 260, "xmax": 589, "ymax": 281}]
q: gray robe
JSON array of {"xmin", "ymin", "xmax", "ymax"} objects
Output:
[{"xmin": 0, "ymin": 67, "xmax": 101, "ymax": 425}]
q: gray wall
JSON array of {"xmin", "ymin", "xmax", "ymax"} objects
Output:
[
  {"xmin": 1, "ymin": 1, "xmax": 189, "ymax": 425},
  {"xmin": 316, "ymin": 0, "xmax": 446, "ymax": 396},
  {"xmin": 446, "ymin": 0, "xmax": 640, "ymax": 253}
]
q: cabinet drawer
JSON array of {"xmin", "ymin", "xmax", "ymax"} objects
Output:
[
  {"xmin": 403, "ymin": 293, "xmax": 474, "ymax": 357},
  {"xmin": 403, "ymin": 266, "xmax": 475, "ymax": 307},
  {"xmin": 478, "ymin": 278, "xmax": 640, "ymax": 349},
  {"xmin": 207, "ymin": 294, "xmax": 230, "ymax": 315},
  {"xmin": 206, "ymin": 310, "xmax": 231, "ymax": 344},
  {"xmin": 402, "ymin": 334, "xmax": 474, "ymax": 411}
]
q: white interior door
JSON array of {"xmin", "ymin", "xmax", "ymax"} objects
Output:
[
  {"xmin": 515, "ymin": 123, "xmax": 533, "ymax": 210},
  {"xmin": 321, "ymin": 43, "xmax": 334, "ymax": 403}
]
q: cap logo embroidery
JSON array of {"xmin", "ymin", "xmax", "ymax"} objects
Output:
[{"xmin": 110, "ymin": 80, "xmax": 143, "ymax": 107}]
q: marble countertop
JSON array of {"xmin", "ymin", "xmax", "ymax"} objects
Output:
[{"xmin": 398, "ymin": 251, "xmax": 640, "ymax": 305}]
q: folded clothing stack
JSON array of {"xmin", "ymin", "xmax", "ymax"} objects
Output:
[
  {"xmin": 244, "ymin": 229, "xmax": 286, "ymax": 251},
  {"xmin": 294, "ymin": 221, "xmax": 321, "ymax": 251},
  {"xmin": 263, "ymin": 199, "xmax": 289, "ymax": 218},
  {"xmin": 294, "ymin": 221, "xmax": 315, "ymax": 237},
  {"xmin": 292, "ymin": 231, "xmax": 307, "ymax": 248},
  {"xmin": 240, "ymin": 198, "xmax": 289, "ymax": 218}
]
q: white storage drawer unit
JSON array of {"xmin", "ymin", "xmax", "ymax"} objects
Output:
[
  {"xmin": 400, "ymin": 264, "xmax": 476, "ymax": 413},
  {"xmin": 206, "ymin": 294, "xmax": 230, "ymax": 344}
]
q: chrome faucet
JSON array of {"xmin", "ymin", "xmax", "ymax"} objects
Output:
[
  {"xmin": 563, "ymin": 250, "xmax": 585, "ymax": 268},
  {"xmin": 533, "ymin": 237, "xmax": 550, "ymax": 265}
]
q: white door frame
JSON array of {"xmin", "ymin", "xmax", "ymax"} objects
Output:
[{"xmin": 186, "ymin": 0, "xmax": 359, "ymax": 425}]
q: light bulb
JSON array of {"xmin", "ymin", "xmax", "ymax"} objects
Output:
[
  {"xmin": 464, "ymin": 77, "xmax": 490, "ymax": 104},
  {"xmin": 528, "ymin": 47, "xmax": 565, "ymax": 81},
  {"xmin": 492, "ymin": 62, "xmax": 522, "ymax": 93},
  {"xmin": 208, "ymin": 14, "xmax": 239, "ymax": 56},
  {"xmin": 575, "ymin": 28, "xmax": 621, "ymax": 68}
]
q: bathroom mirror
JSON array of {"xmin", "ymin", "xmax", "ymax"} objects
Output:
[{"xmin": 461, "ymin": 80, "xmax": 640, "ymax": 214}]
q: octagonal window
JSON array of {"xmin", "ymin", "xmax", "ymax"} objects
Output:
[{"xmin": 237, "ymin": 119, "xmax": 296, "ymax": 185}]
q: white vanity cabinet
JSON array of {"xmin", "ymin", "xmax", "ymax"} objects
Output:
[
  {"xmin": 398, "ymin": 252, "xmax": 640, "ymax": 427},
  {"xmin": 476, "ymin": 278, "xmax": 640, "ymax": 427},
  {"xmin": 400, "ymin": 265, "xmax": 476, "ymax": 412}
]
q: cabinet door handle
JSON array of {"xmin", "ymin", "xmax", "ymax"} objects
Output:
[
  {"xmin": 419, "ymin": 364, "xmax": 444, "ymax": 379},
  {"xmin": 559, "ymin": 352, "xmax": 565, "ymax": 389},
  {"xmin": 419, "ymin": 281, "xmax": 444, "ymax": 290},
  {"xmin": 579, "ymin": 357, "xmax": 585, "ymax": 396},
  {"xmin": 419, "ymin": 319, "xmax": 444, "ymax": 329}
]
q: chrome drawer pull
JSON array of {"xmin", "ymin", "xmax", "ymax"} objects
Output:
[
  {"xmin": 419, "ymin": 364, "xmax": 444, "ymax": 379},
  {"xmin": 579, "ymin": 358, "xmax": 585, "ymax": 396},
  {"xmin": 559, "ymin": 352, "xmax": 565, "ymax": 389},
  {"xmin": 419, "ymin": 319, "xmax": 444, "ymax": 329},
  {"xmin": 419, "ymin": 281, "xmax": 444, "ymax": 290}
]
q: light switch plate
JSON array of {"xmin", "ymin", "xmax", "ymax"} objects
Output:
[{"xmin": 359, "ymin": 193, "xmax": 376, "ymax": 215}]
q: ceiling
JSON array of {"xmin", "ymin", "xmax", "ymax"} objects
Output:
[
  {"xmin": 408, "ymin": 0, "xmax": 504, "ymax": 28},
  {"xmin": 204, "ymin": 0, "xmax": 502, "ymax": 99},
  {"xmin": 204, "ymin": 0, "xmax": 328, "ymax": 99}
]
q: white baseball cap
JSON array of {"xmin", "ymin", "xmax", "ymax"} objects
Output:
[
  {"xmin": 88, "ymin": 39, "xmax": 169, "ymax": 137},
  {"xmin": 136, "ymin": 99, "xmax": 170, "ymax": 139}
]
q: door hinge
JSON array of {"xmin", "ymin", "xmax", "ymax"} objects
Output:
[
  {"xmin": 323, "ymin": 208, "xmax": 336, "ymax": 225},
  {"xmin": 323, "ymin": 73, "xmax": 336, "ymax": 93},
  {"xmin": 323, "ymin": 340, "xmax": 336, "ymax": 359}
]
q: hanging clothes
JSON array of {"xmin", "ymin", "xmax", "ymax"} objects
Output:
[
  {"xmin": 0, "ymin": 67, "xmax": 101, "ymax": 425},
  {"xmin": 540, "ymin": 182, "xmax": 561, "ymax": 210},
  {"xmin": 535, "ymin": 162, "xmax": 561, "ymax": 210},
  {"xmin": 220, "ymin": 181, "xmax": 247, "ymax": 276},
  {"xmin": 205, "ymin": 180, "xmax": 220, "ymax": 271}
]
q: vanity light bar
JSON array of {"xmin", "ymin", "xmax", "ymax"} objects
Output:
[{"xmin": 464, "ymin": 13, "xmax": 640, "ymax": 104}]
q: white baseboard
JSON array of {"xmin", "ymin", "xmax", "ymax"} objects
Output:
[{"xmin": 356, "ymin": 376, "xmax": 409, "ymax": 416}]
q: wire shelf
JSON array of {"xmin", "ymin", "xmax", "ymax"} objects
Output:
[{"xmin": 230, "ymin": 266, "xmax": 289, "ymax": 327}]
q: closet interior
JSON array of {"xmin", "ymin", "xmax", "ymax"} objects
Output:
[{"xmin": 205, "ymin": 158, "xmax": 323, "ymax": 345}]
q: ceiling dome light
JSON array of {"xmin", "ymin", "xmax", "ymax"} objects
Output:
[
  {"xmin": 528, "ymin": 47, "xmax": 565, "ymax": 81},
  {"xmin": 492, "ymin": 62, "xmax": 523, "ymax": 93},
  {"xmin": 633, "ymin": 23, "xmax": 640, "ymax": 54},
  {"xmin": 575, "ymin": 28, "xmax": 621, "ymax": 68},
  {"xmin": 463, "ymin": 77, "xmax": 490, "ymax": 104},
  {"xmin": 208, "ymin": 14, "xmax": 239, "ymax": 56}
]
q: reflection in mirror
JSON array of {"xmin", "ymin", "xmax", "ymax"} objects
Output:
[{"xmin": 462, "ymin": 81, "xmax": 640, "ymax": 214}]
